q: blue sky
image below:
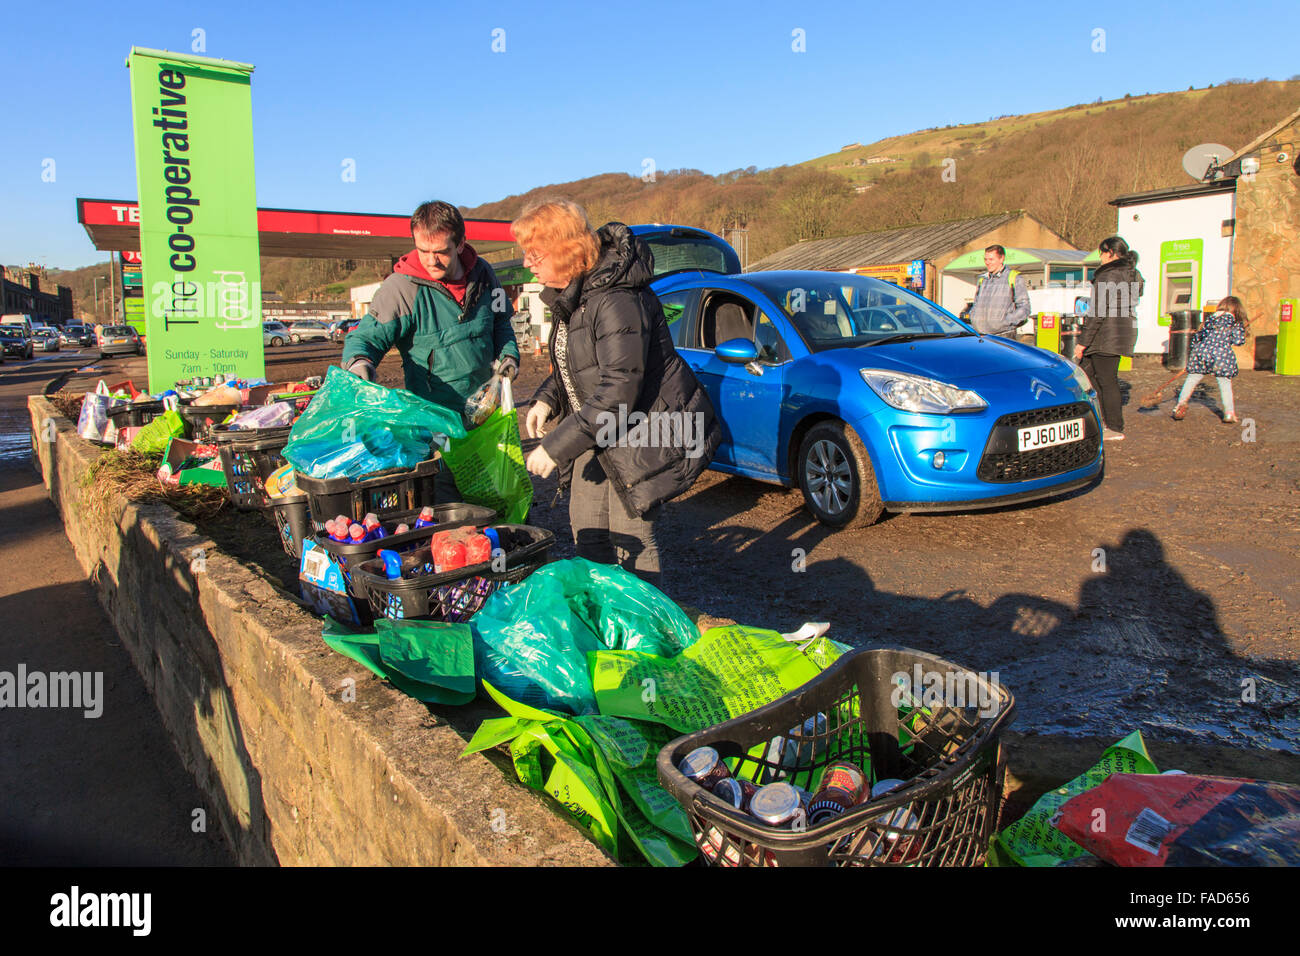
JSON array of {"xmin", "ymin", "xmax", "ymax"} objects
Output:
[{"xmin": 3, "ymin": 0, "xmax": 1298, "ymax": 269}]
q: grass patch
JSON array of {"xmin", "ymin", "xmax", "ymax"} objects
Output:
[
  {"xmin": 83, "ymin": 448, "xmax": 228, "ymax": 524},
  {"xmin": 49, "ymin": 390, "xmax": 84, "ymax": 422}
]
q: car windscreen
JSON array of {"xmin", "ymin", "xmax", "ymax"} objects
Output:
[
  {"xmin": 103, "ymin": 326, "xmax": 135, "ymax": 335},
  {"xmin": 639, "ymin": 230, "xmax": 741, "ymax": 278},
  {"xmin": 744, "ymin": 274, "xmax": 968, "ymax": 352}
]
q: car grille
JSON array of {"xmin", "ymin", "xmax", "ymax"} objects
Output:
[{"xmin": 977, "ymin": 401, "xmax": 1100, "ymax": 483}]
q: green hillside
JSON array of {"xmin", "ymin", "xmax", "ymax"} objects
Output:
[
  {"xmin": 467, "ymin": 80, "xmax": 1298, "ymax": 262},
  {"xmin": 49, "ymin": 78, "xmax": 1299, "ymax": 311}
]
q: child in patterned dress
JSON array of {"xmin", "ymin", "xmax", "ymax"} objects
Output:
[{"xmin": 1172, "ymin": 296, "xmax": 1249, "ymax": 424}]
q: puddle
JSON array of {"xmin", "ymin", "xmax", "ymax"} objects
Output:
[
  {"xmin": 0, "ymin": 409, "xmax": 35, "ymax": 468},
  {"xmin": 993, "ymin": 619, "xmax": 1300, "ymax": 754}
]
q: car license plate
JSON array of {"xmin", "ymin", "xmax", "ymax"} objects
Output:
[
  {"xmin": 1018, "ymin": 418, "xmax": 1084, "ymax": 452},
  {"xmin": 113, "ymin": 338, "xmax": 127, "ymax": 344}
]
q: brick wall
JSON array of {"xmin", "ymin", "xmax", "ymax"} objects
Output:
[{"xmin": 1230, "ymin": 115, "xmax": 1300, "ymax": 369}]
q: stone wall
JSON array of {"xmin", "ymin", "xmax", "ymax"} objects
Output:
[
  {"xmin": 27, "ymin": 396, "xmax": 610, "ymax": 867},
  {"xmin": 1230, "ymin": 114, "xmax": 1300, "ymax": 369}
]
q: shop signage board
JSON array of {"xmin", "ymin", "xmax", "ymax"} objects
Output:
[
  {"xmin": 127, "ymin": 47, "xmax": 264, "ymax": 391},
  {"xmin": 854, "ymin": 262, "xmax": 911, "ymax": 285}
]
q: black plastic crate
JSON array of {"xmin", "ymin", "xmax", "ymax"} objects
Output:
[
  {"xmin": 267, "ymin": 493, "xmax": 311, "ymax": 560},
  {"xmin": 296, "ymin": 457, "xmax": 441, "ymax": 528},
  {"xmin": 352, "ymin": 524, "xmax": 554, "ymax": 623},
  {"xmin": 215, "ymin": 428, "xmax": 292, "ymax": 511},
  {"xmin": 108, "ymin": 399, "xmax": 166, "ymax": 430},
  {"xmin": 656, "ymin": 647, "xmax": 1015, "ymax": 867},
  {"xmin": 309, "ymin": 502, "xmax": 498, "ymax": 582},
  {"xmin": 179, "ymin": 403, "xmax": 243, "ymax": 441}
]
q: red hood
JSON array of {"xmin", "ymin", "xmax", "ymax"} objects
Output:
[{"xmin": 393, "ymin": 244, "xmax": 479, "ymax": 282}]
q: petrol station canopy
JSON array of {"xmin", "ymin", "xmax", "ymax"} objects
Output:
[
  {"xmin": 76, "ymin": 198, "xmax": 518, "ymax": 259},
  {"xmin": 942, "ymin": 247, "xmax": 1098, "ymax": 274}
]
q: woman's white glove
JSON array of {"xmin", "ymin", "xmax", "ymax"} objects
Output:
[{"xmin": 525, "ymin": 400, "xmax": 552, "ymax": 439}]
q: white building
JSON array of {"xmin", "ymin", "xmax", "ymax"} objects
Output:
[
  {"xmin": 1108, "ymin": 180, "xmax": 1237, "ymax": 355},
  {"xmin": 350, "ymin": 281, "xmax": 382, "ymax": 318}
]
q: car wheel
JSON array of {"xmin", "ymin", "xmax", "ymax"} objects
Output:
[
  {"xmin": 290, "ymin": 334, "xmax": 300, "ymax": 344},
  {"xmin": 797, "ymin": 421, "xmax": 884, "ymax": 529},
  {"xmin": 270, "ymin": 336, "xmax": 283, "ymax": 347}
]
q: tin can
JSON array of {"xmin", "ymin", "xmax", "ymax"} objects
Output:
[
  {"xmin": 821, "ymin": 761, "xmax": 868, "ymax": 802},
  {"xmin": 679, "ymin": 746, "xmax": 731, "ymax": 790},
  {"xmin": 749, "ymin": 782, "xmax": 807, "ymax": 830},
  {"xmin": 807, "ymin": 791, "xmax": 855, "ymax": 826},
  {"xmin": 761, "ymin": 712, "xmax": 828, "ymax": 782},
  {"xmin": 713, "ymin": 777, "xmax": 757, "ymax": 811}
]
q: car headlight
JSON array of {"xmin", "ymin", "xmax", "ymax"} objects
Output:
[
  {"xmin": 859, "ymin": 368, "xmax": 987, "ymax": 414},
  {"xmin": 1063, "ymin": 358, "xmax": 1094, "ymax": 395}
]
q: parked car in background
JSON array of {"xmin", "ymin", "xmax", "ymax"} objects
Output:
[
  {"xmin": 0, "ymin": 326, "xmax": 32, "ymax": 360},
  {"xmin": 60, "ymin": 324, "xmax": 95, "ymax": 347},
  {"xmin": 1, "ymin": 314, "xmax": 34, "ymax": 338},
  {"xmin": 263, "ymin": 321, "xmax": 290, "ymax": 347},
  {"xmin": 286, "ymin": 319, "xmax": 332, "ymax": 344},
  {"xmin": 98, "ymin": 324, "xmax": 143, "ymax": 360},
  {"xmin": 641, "ymin": 226, "xmax": 1103, "ymax": 528},
  {"xmin": 330, "ymin": 317, "xmax": 360, "ymax": 343},
  {"xmin": 33, "ymin": 327, "xmax": 61, "ymax": 352}
]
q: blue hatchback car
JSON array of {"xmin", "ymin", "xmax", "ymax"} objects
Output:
[{"xmin": 628, "ymin": 224, "xmax": 1104, "ymax": 529}]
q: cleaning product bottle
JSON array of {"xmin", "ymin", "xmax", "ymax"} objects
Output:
[
  {"xmin": 392, "ymin": 523, "xmax": 411, "ymax": 536},
  {"xmin": 378, "ymin": 550, "xmax": 403, "ymax": 580},
  {"xmin": 363, "ymin": 513, "xmax": 386, "ymax": 540},
  {"xmin": 348, "ymin": 523, "xmax": 366, "ymax": 544},
  {"xmin": 414, "ymin": 506, "xmax": 437, "ymax": 529}
]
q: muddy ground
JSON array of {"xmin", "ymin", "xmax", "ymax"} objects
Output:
[{"xmin": 256, "ymin": 341, "xmax": 1300, "ymax": 761}]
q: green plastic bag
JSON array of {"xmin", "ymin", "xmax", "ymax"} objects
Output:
[
  {"xmin": 988, "ymin": 730, "xmax": 1159, "ymax": 867},
  {"xmin": 320, "ymin": 616, "xmax": 476, "ymax": 705},
  {"xmin": 464, "ymin": 682, "xmax": 698, "ymax": 866},
  {"xmin": 131, "ymin": 408, "xmax": 186, "ymax": 455},
  {"xmin": 441, "ymin": 377, "xmax": 532, "ymax": 523},
  {"xmin": 283, "ymin": 366, "xmax": 465, "ymax": 479},
  {"xmin": 590, "ymin": 624, "xmax": 831, "ymax": 734},
  {"xmin": 470, "ymin": 558, "xmax": 702, "ymax": 715}
]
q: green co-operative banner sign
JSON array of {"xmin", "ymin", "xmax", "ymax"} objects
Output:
[{"xmin": 127, "ymin": 47, "xmax": 265, "ymax": 392}]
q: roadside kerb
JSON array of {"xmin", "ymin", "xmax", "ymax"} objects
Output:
[{"xmin": 27, "ymin": 394, "xmax": 609, "ymax": 866}]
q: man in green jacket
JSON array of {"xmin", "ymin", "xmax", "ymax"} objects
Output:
[{"xmin": 343, "ymin": 200, "xmax": 519, "ymax": 497}]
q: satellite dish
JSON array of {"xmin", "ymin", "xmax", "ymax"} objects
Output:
[{"xmin": 1182, "ymin": 143, "xmax": 1233, "ymax": 181}]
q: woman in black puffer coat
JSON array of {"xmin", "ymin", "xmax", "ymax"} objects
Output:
[
  {"xmin": 513, "ymin": 200, "xmax": 720, "ymax": 589},
  {"xmin": 1076, "ymin": 235, "xmax": 1144, "ymax": 440}
]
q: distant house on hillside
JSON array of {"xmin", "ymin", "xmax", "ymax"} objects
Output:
[{"xmin": 751, "ymin": 210, "xmax": 1074, "ymax": 306}]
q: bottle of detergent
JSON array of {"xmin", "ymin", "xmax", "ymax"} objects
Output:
[{"xmin": 363, "ymin": 513, "xmax": 386, "ymax": 540}]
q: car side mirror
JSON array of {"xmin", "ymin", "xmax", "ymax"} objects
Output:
[{"xmin": 716, "ymin": 337, "xmax": 759, "ymax": 363}]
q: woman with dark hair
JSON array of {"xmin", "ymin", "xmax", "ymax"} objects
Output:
[
  {"xmin": 1075, "ymin": 235, "xmax": 1143, "ymax": 440},
  {"xmin": 513, "ymin": 199, "xmax": 720, "ymax": 590},
  {"xmin": 1172, "ymin": 295, "xmax": 1249, "ymax": 423}
]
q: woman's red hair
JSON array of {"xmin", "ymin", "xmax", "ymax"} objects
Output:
[{"xmin": 511, "ymin": 199, "xmax": 600, "ymax": 287}]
